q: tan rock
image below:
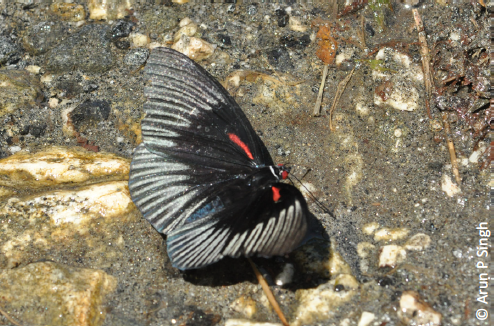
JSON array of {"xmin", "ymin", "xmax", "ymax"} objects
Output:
[
  {"xmin": 374, "ymin": 227, "xmax": 410, "ymax": 242},
  {"xmin": 0, "ymin": 262, "xmax": 116, "ymax": 326},
  {"xmin": 405, "ymin": 233, "xmax": 431, "ymax": 251},
  {"xmin": 293, "ymin": 274, "xmax": 359, "ymax": 326},
  {"xmin": 379, "ymin": 245, "xmax": 406, "ymax": 268},
  {"xmin": 398, "ymin": 291, "xmax": 442, "ymax": 326},
  {"xmin": 172, "ymin": 35, "xmax": 216, "ymax": 61},
  {"xmin": 230, "ymin": 295, "xmax": 257, "ymax": 319},
  {"xmin": 88, "ymin": 0, "xmax": 132, "ymax": 20},
  {"xmin": 0, "ymin": 146, "xmax": 130, "ymax": 189}
]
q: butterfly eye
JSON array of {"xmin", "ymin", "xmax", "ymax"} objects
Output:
[{"xmin": 281, "ymin": 170, "xmax": 289, "ymax": 180}]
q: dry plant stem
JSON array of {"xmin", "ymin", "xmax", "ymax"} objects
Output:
[
  {"xmin": 358, "ymin": 15, "xmax": 367, "ymax": 50},
  {"xmin": 442, "ymin": 112, "xmax": 461, "ymax": 185},
  {"xmin": 329, "ymin": 67, "xmax": 355, "ymax": 131},
  {"xmin": 248, "ymin": 258, "xmax": 290, "ymax": 326},
  {"xmin": 313, "ymin": 64, "xmax": 329, "ymax": 116},
  {"xmin": 0, "ymin": 305, "xmax": 24, "ymax": 326},
  {"xmin": 413, "ymin": 9, "xmax": 433, "ymax": 119}
]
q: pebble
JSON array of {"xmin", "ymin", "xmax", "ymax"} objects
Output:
[
  {"xmin": 266, "ymin": 47, "xmax": 294, "ymax": 72},
  {"xmin": 0, "ymin": 69, "xmax": 43, "ymax": 117},
  {"xmin": 398, "ymin": 291, "xmax": 442, "ymax": 326},
  {"xmin": 88, "ymin": 0, "xmax": 132, "ymax": 20},
  {"xmin": 405, "ymin": 233, "xmax": 432, "ymax": 251},
  {"xmin": 288, "ymin": 16, "xmax": 307, "ymax": 32},
  {"xmin": 230, "ymin": 295, "xmax": 257, "ymax": 319},
  {"xmin": 374, "ymin": 227, "xmax": 410, "ymax": 242},
  {"xmin": 0, "ymin": 261, "xmax": 116, "ymax": 326},
  {"xmin": 45, "ymin": 24, "xmax": 113, "ymax": 73},
  {"xmin": 172, "ymin": 35, "xmax": 216, "ymax": 61},
  {"xmin": 441, "ymin": 174, "xmax": 460, "ymax": 197},
  {"xmin": 378, "ymin": 244, "xmax": 406, "ymax": 268},
  {"xmin": 130, "ymin": 32, "xmax": 150, "ymax": 48},
  {"xmin": 357, "ymin": 311, "xmax": 376, "ymax": 326}
]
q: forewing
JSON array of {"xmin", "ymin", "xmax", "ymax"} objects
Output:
[
  {"xmin": 142, "ymin": 47, "xmax": 273, "ymax": 168},
  {"xmin": 166, "ymin": 183, "xmax": 309, "ymax": 270}
]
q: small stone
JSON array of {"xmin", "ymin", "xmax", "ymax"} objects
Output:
[
  {"xmin": 379, "ymin": 245, "xmax": 406, "ymax": 268},
  {"xmin": 48, "ymin": 97, "xmax": 59, "ymax": 108},
  {"xmin": 398, "ymin": 291, "xmax": 442, "ymax": 326},
  {"xmin": 0, "ymin": 262, "xmax": 116, "ymax": 326},
  {"xmin": 172, "ymin": 35, "xmax": 216, "ymax": 61},
  {"xmin": 275, "ymin": 263, "xmax": 294, "ymax": 286},
  {"xmin": 288, "ymin": 16, "xmax": 307, "ymax": 32},
  {"xmin": 50, "ymin": 2, "xmax": 86, "ymax": 22},
  {"xmin": 357, "ymin": 312, "xmax": 375, "ymax": 326},
  {"xmin": 0, "ymin": 69, "xmax": 43, "ymax": 117},
  {"xmin": 174, "ymin": 23, "xmax": 198, "ymax": 42},
  {"xmin": 130, "ymin": 32, "xmax": 150, "ymax": 48},
  {"xmin": 275, "ymin": 9, "xmax": 289, "ymax": 27},
  {"xmin": 25, "ymin": 65, "xmax": 41, "ymax": 74},
  {"xmin": 88, "ymin": 0, "xmax": 132, "ymax": 20},
  {"xmin": 362, "ymin": 222, "xmax": 379, "ymax": 235},
  {"xmin": 230, "ymin": 295, "xmax": 257, "ymax": 319},
  {"xmin": 124, "ymin": 48, "xmax": 149, "ymax": 66},
  {"xmin": 374, "ymin": 228, "xmax": 410, "ymax": 242},
  {"xmin": 0, "ymin": 146, "xmax": 130, "ymax": 189},
  {"xmin": 110, "ymin": 19, "xmax": 136, "ymax": 41},
  {"xmin": 441, "ymin": 174, "xmax": 460, "ymax": 197},
  {"xmin": 405, "ymin": 233, "xmax": 431, "ymax": 251},
  {"xmin": 394, "ymin": 128, "xmax": 402, "ymax": 137}
]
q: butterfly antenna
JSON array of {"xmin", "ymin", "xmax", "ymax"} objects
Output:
[
  {"xmin": 288, "ymin": 173, "xmax": 335, "ymax": 219},
  {"xmin": 248, "ymin": 258, "xmax": 290, "ymax": 326}
]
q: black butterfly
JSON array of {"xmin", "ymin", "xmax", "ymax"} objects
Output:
[{"xmin": 129, "ymin": 47, "xmax": 309, "ymax": 270}]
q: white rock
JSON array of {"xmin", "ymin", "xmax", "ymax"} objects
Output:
[
  {"xmin": 25, "ymin": 65, "xmax": 41, "ymax": 74},
  {"xmin": 441, "ymin": 174, "xmax": 460, "ymax": 197},
  {"xmin": 469, "ymin": 141, "xmax": 486, "ymax": 163},
  {"xmin": 374, "ymin": 228, "xmax": 410, "ymax": 242},
  {"xmin": 275, "ymin": 263, "xmax": 294, "ymax": 286},
  {"xmin": 398, "ymin": 291, "xmax": 442, "ymax": 326},
  {"xmin": 88, "ymin": 0, "xmax": 132, "ymax": 20},
  {"xmin": 379, "ymin": 245, "xmax": 406, "ymax": 268},
  {"xmin": 405, "ymin": 233, "xmax": 431, "ymax": 251},
  {"xmin": 288, "ymin": 16, "xmax": 307, "ymax": 32},
  {"xmin": 48, "ymin": 97, "xmax": 59, "ymax": 108},
  {"xmin": 362, "ymin": 222, "xmax": 379, "ymax": 235},
  {"xmin": 357, "ymin": 311, "xmax": 376, "ymax": 326},
  {"xmin": 130, "ymin": 32, "xmax": 150, "ymax": 48},
  {"xmin": 172, "ymin": 35, "xmax": 216, "ymax": 61}
]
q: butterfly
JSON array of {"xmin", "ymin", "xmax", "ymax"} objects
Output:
[{"xmin": 128, "ymin": 47, "xmax": 309, "ymax": 270}]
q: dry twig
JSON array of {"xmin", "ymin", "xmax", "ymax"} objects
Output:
[
  {"xmin": 329, "ymin": 68, "xmax": 355, "ymax": 131},
  {"xmin": 248, "ymin": 258, "xmax": 289, "ymax": 326},
  {"xmin": 412, "ymin": 9, "xmax": 433, "ymax": 119},
  {"xmin": 0, "ymin": 305, "xmax": 24, "ymax": 326},
  {"xmin": 442, "ymin": 112, "xmax": 461, "ymax": 186},
  {"xmin": 312, "ymin": 64, "xmax": 329, "ymax": 116}
]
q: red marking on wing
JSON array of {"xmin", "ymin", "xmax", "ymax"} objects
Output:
[
  {"xmin": 228, "ymin": 133, "xmax": 254, "ymax": 160},
  {"xmin": 281, "ymin": 170, "xmax": 289, "ymax": 180},
  {"xmin": 272, "ymin": 186, "xmax": 281, "ymax": 202}
]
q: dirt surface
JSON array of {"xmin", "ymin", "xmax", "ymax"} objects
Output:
[{"xmin": 0, "ymin": 1, "xmax": 490, "ymax": 326}]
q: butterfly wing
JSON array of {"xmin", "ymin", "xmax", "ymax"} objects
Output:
[
  {"xmin": 129, "ymin": 47, "xmax": 309, "ymax": 269},
  {"xmin": 142, "ymin": 47, "xmax": 273, "ymax": 168}
]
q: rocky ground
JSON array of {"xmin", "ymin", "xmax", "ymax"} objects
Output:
[{"xmin": 0, "ymin": 1, "xmax": 490, "ymax": 326}]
